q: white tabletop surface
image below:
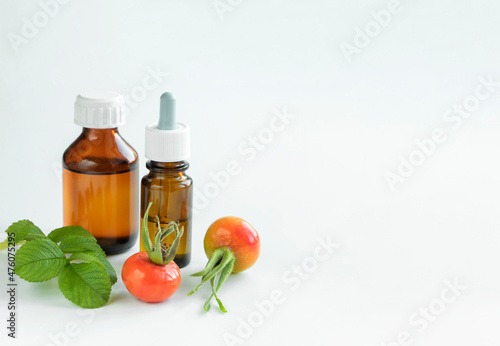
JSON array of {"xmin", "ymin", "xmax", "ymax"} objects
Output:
[{"xmin": 1, "ymin": 1, "xmax": 500, "ymax": 345}]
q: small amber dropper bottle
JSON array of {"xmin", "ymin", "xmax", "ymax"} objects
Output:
[{"xmin": 140, "ymin": 93, "xmax": 192, "ymax": 268}]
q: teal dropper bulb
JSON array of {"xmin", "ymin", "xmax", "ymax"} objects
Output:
[{"xmin": 158, "ymin": 92, "xmax": 176, "ymax": 130}]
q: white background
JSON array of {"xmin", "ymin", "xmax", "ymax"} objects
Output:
[{"xmin": 1, "ymin": 0, "xmax": 500, "ymax": 345}]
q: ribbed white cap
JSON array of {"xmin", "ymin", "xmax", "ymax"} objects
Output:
[
  {"xmin": 74, "ymin": 91, "xmax": 126, "ymax": 128},
  {"xmin": 145, "ymin": 122, "xmax": 190, "ymax": 162}
]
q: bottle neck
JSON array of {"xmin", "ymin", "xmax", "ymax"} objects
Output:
[
  {"xmin": 146, "ymin": 160, "xmax": 189, "ymax": 173},
  {"xmin": 82, "ymin": 127, "xmax": 119, "ymax": 138}
]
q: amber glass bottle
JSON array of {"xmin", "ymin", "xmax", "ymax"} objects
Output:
[
  {"xmin": 140, "ymin": 161, "xmax": 192, "ymax": 267},
  {"xmin": 63, "ymin": 92, "xmax": 139, "ymax": 254},
  {"xmin": 140, "ymin": 92, "xmax": 192, "ymax": 267}
]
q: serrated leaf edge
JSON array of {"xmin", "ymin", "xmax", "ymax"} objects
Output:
[{"xmin": 58, "ymin": 262, "xmax": 111, "ymax": 309}]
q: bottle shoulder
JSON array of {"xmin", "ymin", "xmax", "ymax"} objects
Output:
[
  {"xmin": 141, "ymin": 171, "xmax": 192, "ymax": 189},
  {"xmin": 63, "ymin": 130, "xmax": 138, "ymax": 173}
]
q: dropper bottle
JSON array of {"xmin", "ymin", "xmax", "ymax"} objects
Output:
[{"xmin": 140, "ymin": 93, "xmax": 192, "ymax": 268}]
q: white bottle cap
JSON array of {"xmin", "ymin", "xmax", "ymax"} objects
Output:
[
  {"xmin": 74, "ymin": 91, "xmax": 126, "ymax": 128},
  {"xmin": 145, "ymin": 122, "xmax": 190, "ymax": 162},
  {"xmin": 145, "ymin": 93, "xmax": 190, "ymax": 162}
]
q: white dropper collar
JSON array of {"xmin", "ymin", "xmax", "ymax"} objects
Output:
[{"xmin": 145, "ymin": 93, "xmax": 190, "ymax": 162}]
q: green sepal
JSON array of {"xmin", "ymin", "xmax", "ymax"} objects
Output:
[
  {"xmin": 159, "ymin": 221, "xmax": 176, "ymax": 240},
  {"xmin": 165, "ymin": 225, "xmax": 183, "ymax": 263},
  {"xmin": 142, "ymin": 203, "xmax": 183, "ymax": 266},
  {"xmin": 190, "ymin": 247, "xmax": 225, "ymax": 277},
  {"xmin": 204, "ymin": 276, "xmax": 227, "ymax": 312},
  {"xmin": 141, "ymin": 202, "xmax": 154, "ymax": 255},
  {"xmin": 188, "ymin": 247, "xmax": 236, "ymax": 312},
  {"xmin": 188, "ymin": 247, "xmax": 235, "ymax": 296},
  {"xmin": 215, "ymin": 255, "xmax": 235, "ymax": 294}
]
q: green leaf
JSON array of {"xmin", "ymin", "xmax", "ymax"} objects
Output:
[
  {"xmin": 0, "ymin": 240, "xmax": 24, "ymax": 251},
  {"xmin": 58, "ymin": 262, "xmax": 112, "ymax": 309},
  {"xmin": 58, "ymin": 236, "xmax": 105, "ymax": 256},
  {"xmin": 5, "ymin": 220, "xmax": 46, "ymax": 244},
  {"xmin": 69, "ymin": 251, "xmax": 117, "ymax": 285},
  {"xmin": 15, "ymin": 238, "xmax": 68, "ymax": 282},
  {"xmin": 48, "ymin": 226, "xmax": 96, "ymax": 244}
]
